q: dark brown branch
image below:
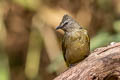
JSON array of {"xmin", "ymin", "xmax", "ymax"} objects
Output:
[{"xmin": 54, "ymin": 42, "xmax": 120, "ymax": 80}]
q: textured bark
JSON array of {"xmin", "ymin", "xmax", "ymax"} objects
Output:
[{"xmin": 54, "ymin": 42, "xmax": 120, "ymax": 80}]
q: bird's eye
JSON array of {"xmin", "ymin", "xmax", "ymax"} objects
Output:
[{"xmin": 63, "ymin": 22, "xmax": 68, "ymax": 26}]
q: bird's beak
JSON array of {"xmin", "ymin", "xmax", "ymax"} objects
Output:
[{"xmin": 56, "ymin": 26, "xmax": 62, "ymax": 30}]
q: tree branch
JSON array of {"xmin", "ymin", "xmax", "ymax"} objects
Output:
[{"xmin": 54, "ymin": 42, "xmax": 120, "ymax": 80}]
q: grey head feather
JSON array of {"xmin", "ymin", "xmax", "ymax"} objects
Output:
[{"xmin": 56, "ymin": 14, "xmax": 82, "ymax": 32}]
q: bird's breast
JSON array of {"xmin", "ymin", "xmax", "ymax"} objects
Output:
[{"xmin": 64, "ymin": 30, "xmax": 89, "ymax": 64}]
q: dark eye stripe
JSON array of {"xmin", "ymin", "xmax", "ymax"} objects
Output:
[{"xmin": 63, "ymin": 22, "xmax": 68, "ymax": 27}]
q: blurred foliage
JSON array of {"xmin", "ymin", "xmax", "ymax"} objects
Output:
[
  {"xmin": 25, "ymin": 27, "xmax": 43, "ymax": 79},
  {"xmin": 0, "ymin": 2, "xmax": 9, "ymax": 80},
  {"xmin": 97, "ymin": 0, "xmax": 113, "ymax": 11},
  {"xmin": 114, "ymin": 20, "xmax": 120, "ymax": 33},
  {"xmin": 0, "ymin": 0, "xmax": 120, "ymax": 80},
  {"xmin": 47, "ymin": 53, "xmax": 66, "ymax": 74},
  {"xmin": 91, "ymin": 31, "xmax": 111, "ymax": 50},
  {"xmin": 91, "ymin": 30, "xmax": 120, "ymax": 50},
  {"xmin": 0, "ymin": 56, "xmax": 9, "ymax": 80},
  {"xmin": 13, "ymin": 0, "xmax": 40, "ymax": 10}
]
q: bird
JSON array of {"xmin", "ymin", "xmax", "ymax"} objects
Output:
[{"xmin": 56, "ymin": 14, "xmax": 90, "ymax": 67}]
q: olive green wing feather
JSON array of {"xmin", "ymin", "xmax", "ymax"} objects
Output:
[
  {"xmin": 62, "ymin": 37, "xmax": 69, "ymax": 66},
  {"xmin": 62, "ymin": 37, "xmax": 67, "ymax": 62}
]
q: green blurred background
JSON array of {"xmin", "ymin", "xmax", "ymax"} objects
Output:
[{"xmin": 0, "ymin": 0, "xmax": 120, "ymax": 80}]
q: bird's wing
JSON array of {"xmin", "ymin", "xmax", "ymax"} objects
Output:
[
  {"xmin": 62, "ymin": 36, "xmax": 67, "ymax": 62},
  {"xmin": 80, "ymin": 29, "xmax": 90, "ymax": 42},
  {"xmin": 62, "ymin": 36, "xmax": 70, "ymax": 66},
  {"xmin": 85, "ymin": 30, "xmax": 90, "ymax": 49}
]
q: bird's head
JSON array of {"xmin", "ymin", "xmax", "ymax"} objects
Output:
[{"xmin": 56, "ymin": 14, "xmax": 82, "ymax": 32}]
